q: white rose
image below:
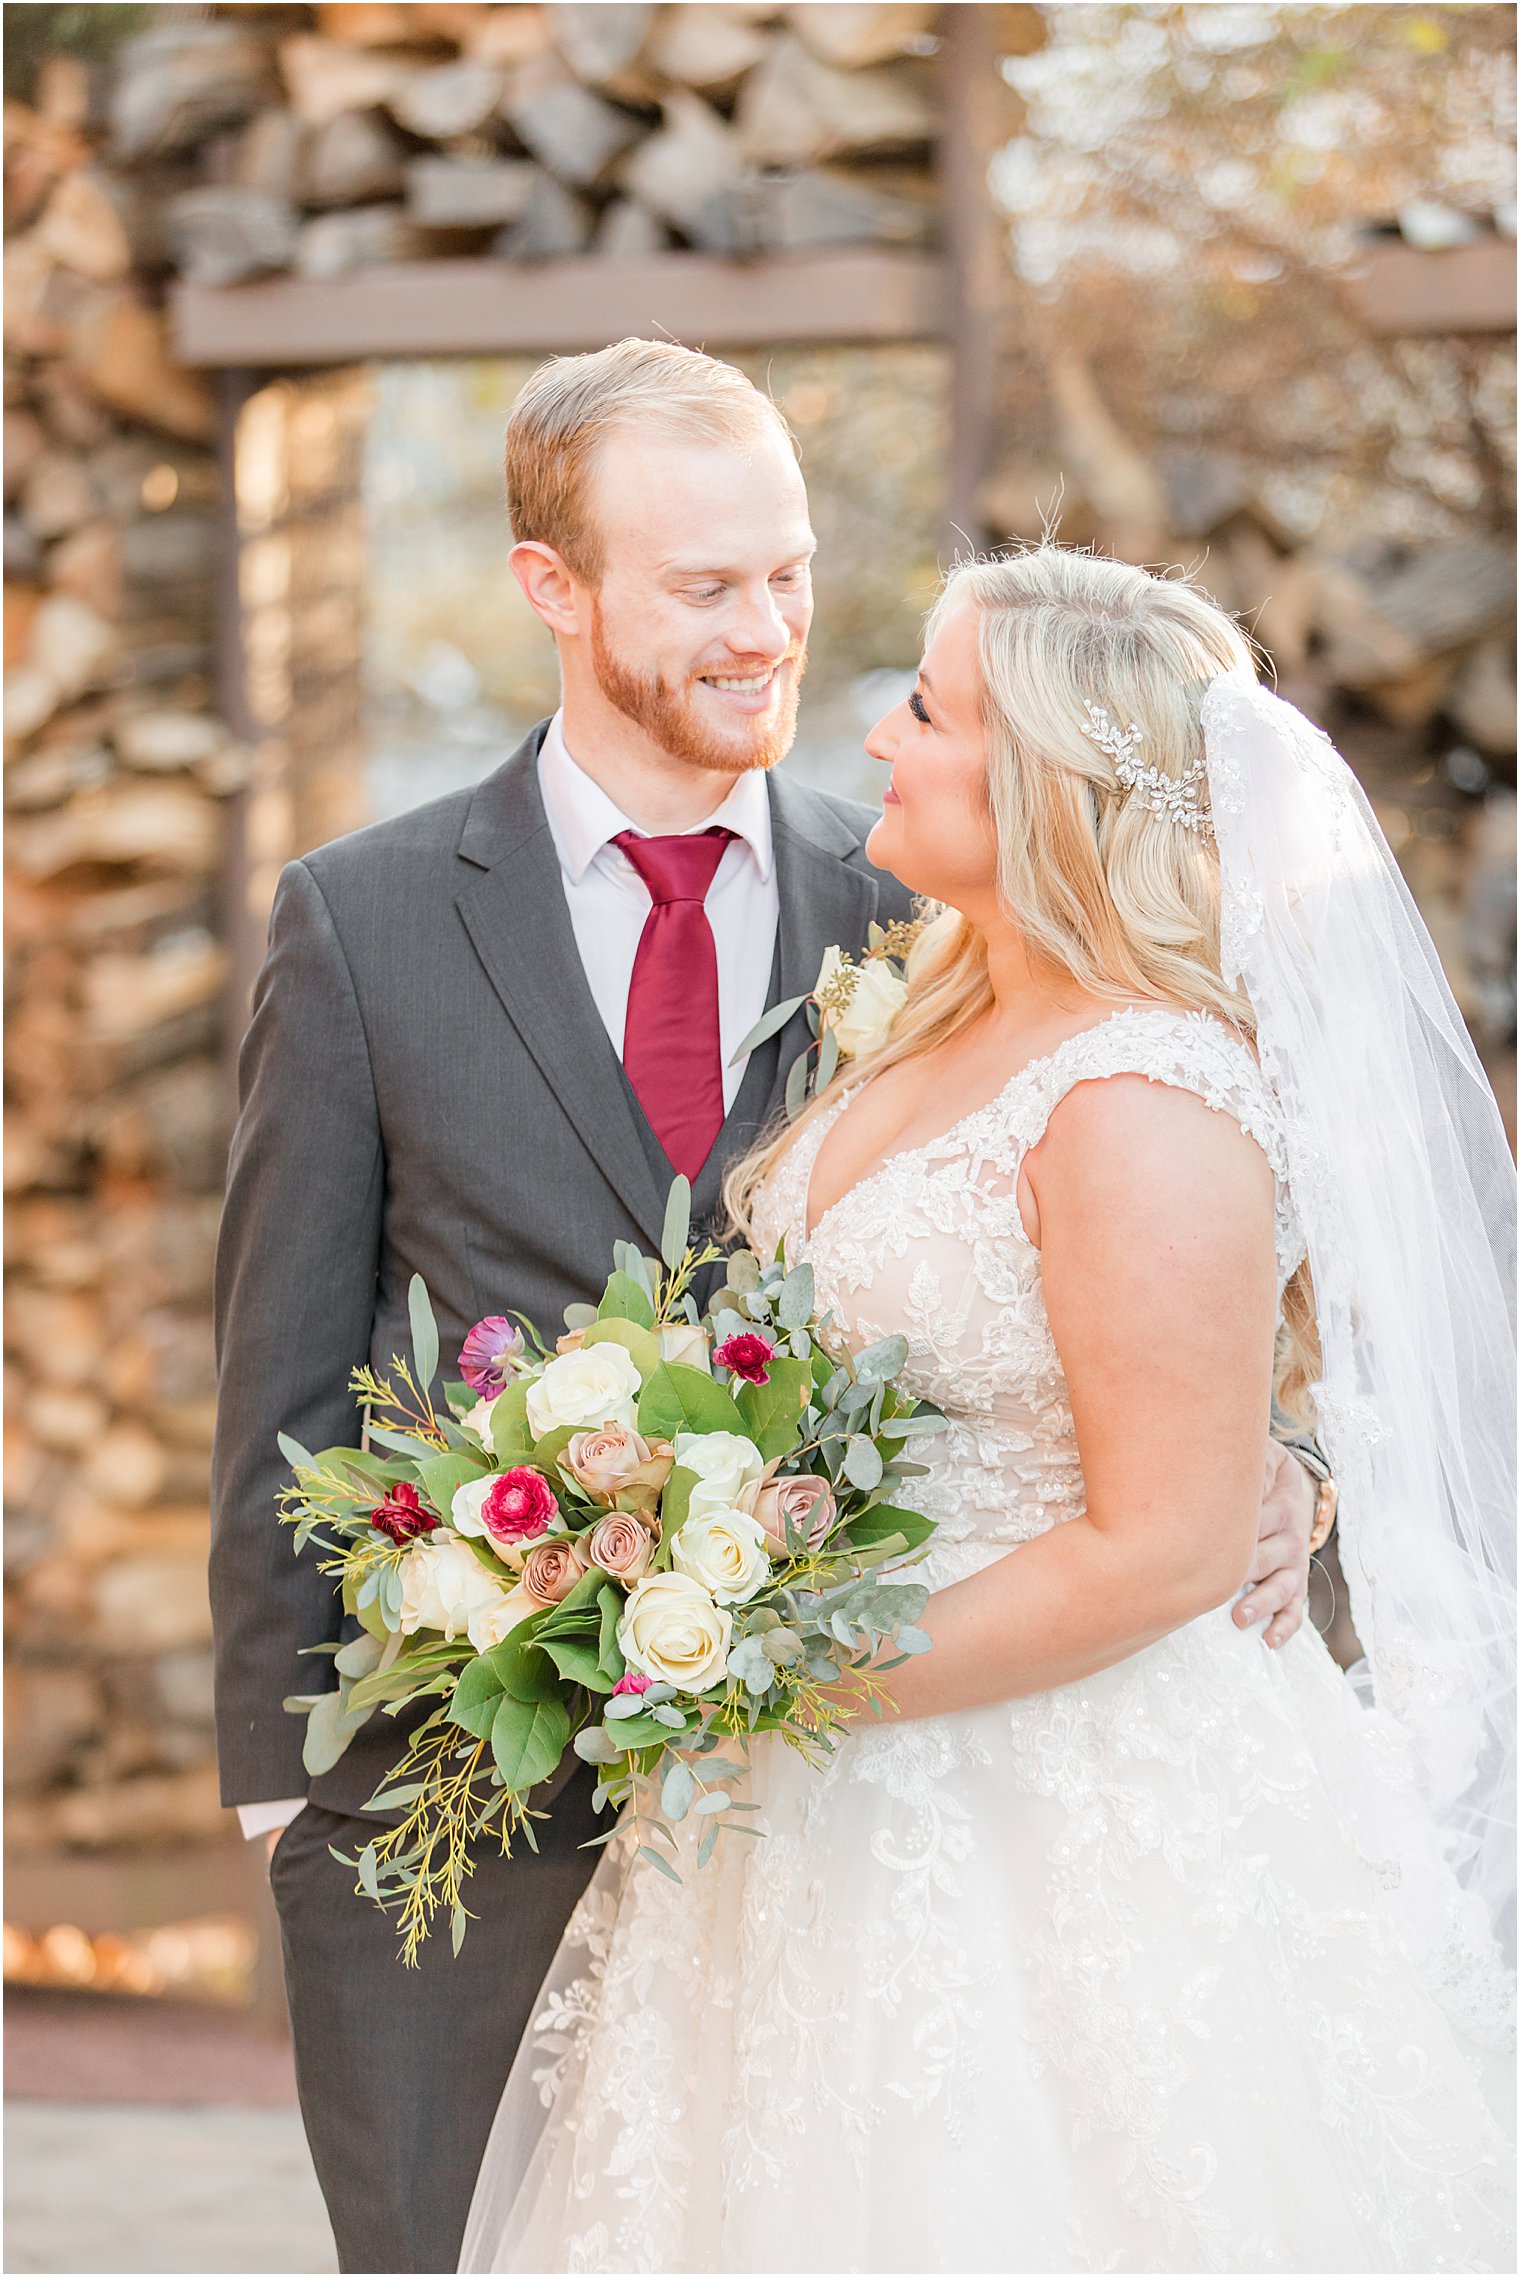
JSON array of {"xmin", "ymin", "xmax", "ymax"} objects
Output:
[
  {"xmin": 618, "ymin": 1572, "xmax": 733, "ymax": 1693},
  {"xmin": 468, "ymin": 1579, "xmax": 540, "ymax": 1651},
  {"xmin": 525, "ymin": 1343, "xmax": 642, "ymax": 1438},
  {"xmin": 818, "ymin": 948, "xmax": 907, "ymax": 1060},
  {"xmin": 396, "ymin": 1531, "xmax": 534, "ymax": 1652},
  {"xmin": 670, "ymin": 1505, "xmax": 772, "ymax": 1606},
  {"xmin": 658, "ymin": 1321, "xmax": 711, "ymax": 1372},
  {"xmin": 674, "ymin": 1428, "xmax": 765, "ymax": 1519},
  {"xmin": 460, "ymin": 1396, "xmax": 498, "ymax": 1448}
]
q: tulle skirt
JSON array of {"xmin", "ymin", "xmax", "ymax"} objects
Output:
[{"xmin": 461, "ymin": 1579, "xmax": 1514, "ymax": 2275}]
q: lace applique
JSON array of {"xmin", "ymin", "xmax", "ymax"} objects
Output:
[{"xmin": 471, "ymin": 1006, "xmax": 1514, "ymax": 2277}]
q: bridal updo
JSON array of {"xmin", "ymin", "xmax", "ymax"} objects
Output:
[{"xmin": 725, "ymin": 542, "xmax": 1320, "ymax": 1422}]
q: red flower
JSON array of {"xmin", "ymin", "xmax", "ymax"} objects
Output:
[
  {"xmin": 479, "ymin": 1466, "xmax": 558, "ymax": 1551},
  {"xmin": 714, "ymin": 1332, "xmax": 776, "ymax": 1386},
  {"xmin": 369, "ymin": 1481, "xmax": 436, "ymax": 1544},
  {"xmin": 611, "ymin": 1671, "xmax": 651, "ymax": 1697}
]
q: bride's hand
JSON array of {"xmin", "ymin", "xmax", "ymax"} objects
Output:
[{"xmin": 1232, "ymin": 1442, "xmax": 1314, "ymax": 1649}]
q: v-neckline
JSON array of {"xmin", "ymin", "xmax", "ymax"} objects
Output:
[{"xmin": 799, "ymin": 1006, "xmax": 1180, "ymax": 1246}]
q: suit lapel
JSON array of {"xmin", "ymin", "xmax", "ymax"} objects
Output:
[
  {"xmin": 455, "ymin": 729, "xmax": 669, "ymax": 1250},
  {"xmin": 760, "ymin": 770, "xmax": 881, "ymax": 1128}
]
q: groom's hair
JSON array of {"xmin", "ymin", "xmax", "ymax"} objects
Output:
[{"xmin": 505, "ymin": 338, "xmax": 795, "ymax": 583}]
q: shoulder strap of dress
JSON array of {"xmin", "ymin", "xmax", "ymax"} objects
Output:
[{"xmin": 1016, "ymin": 1007, "xmax": 1290, "ymax": 1182}]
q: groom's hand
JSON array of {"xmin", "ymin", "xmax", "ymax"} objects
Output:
[{"xmin": 1234, "ymin": 1442, "xmax": 1316, "ymax": 1649}]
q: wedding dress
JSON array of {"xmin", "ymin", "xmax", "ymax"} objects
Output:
[{"xmin": 462, "ymin": 1006, "xmax": 1514, "ymax": 2275}]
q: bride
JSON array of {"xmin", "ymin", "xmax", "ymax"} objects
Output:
[{"xmin": 461, "ymin": 545, "xmax": 1515, "ymax": 2273}]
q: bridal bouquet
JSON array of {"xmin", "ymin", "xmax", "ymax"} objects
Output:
[{"xmin": 279, "ymin": 1180, "xmax": 943, "ymax": 1961}]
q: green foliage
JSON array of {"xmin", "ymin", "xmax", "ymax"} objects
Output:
[
  {"xmin": 637, "ymin": 1362, "xmax": 744, "ymax": 1443},
  {"xmin": 599, "ymin": 1271, "xmax": 657, "ymax": 1329},
  {"xmin": 415, "ymin": 1449, "xmax": 486, "ymax": 1518},
  {"xmin": 490, "ymin": 1693, "xmax": 570, "ymax": 1790},
  {"xmin": 580, "ymin": 1318, "xmax": 661, "ymax": 1376},
  {"xmin": 734, "ymin": 1358, "xmax": 811, "ymax": 1461},
  {"xmin": 408, "ymin": 1275, "xmax": 440, "ymax": 1395},
  {"xmin": 660, "ymin": 1176, "xmax": 692, "ymax": 1271}
]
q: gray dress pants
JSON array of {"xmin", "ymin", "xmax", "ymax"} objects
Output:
[{"xmin": 270, "ymin": 1770, "xmax": 602, "ymax": 2273}]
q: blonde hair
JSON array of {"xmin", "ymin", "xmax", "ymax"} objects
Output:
[
  {"xmin": 504, "ymin": 338, "xmax": 795, "ymax": 583},
  {"xmin": 726, "ymin": 544, "xmax": 1320, "ymax": 1423}
]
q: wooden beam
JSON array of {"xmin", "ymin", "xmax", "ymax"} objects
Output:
[
  {"xmin": 1343, "ymin": 237, "xmax": 1515, "ymax": 337},
  {"xmin": 171, "ymin": 250, "xmax": 949, "ymax": 366}
]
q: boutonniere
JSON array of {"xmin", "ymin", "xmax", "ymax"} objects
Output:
[{"xmin": 730, "ymin": 919, "xmax": 922, "ymax": 1119}]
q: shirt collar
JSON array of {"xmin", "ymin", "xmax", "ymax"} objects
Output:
[{"xmin": 536, "ymin": 710, "xmax": 774, "ymax": 885}]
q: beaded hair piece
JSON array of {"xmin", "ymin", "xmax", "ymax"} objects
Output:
[{"xmin": 1080, "ymin": 702, "xmax": 1214, "ymax": 839}]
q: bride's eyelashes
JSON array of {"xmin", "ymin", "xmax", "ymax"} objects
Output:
[{"xmin": 908, "ymin": 689, "xmax": 931, "ymax": 724}]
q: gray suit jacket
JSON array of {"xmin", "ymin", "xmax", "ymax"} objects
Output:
[{"xmin": 209, "ymin": 722, "xmax": 914, "ymax": 1816}]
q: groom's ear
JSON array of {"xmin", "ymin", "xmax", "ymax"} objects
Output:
[{"xmin": 509, "ymin": 540, "xmax": 585, "ymax": 640}]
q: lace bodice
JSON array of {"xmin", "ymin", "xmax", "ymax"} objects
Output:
[{"xmin": 751, "ymin": 1008, "xmax": 1304, "ymax": 1573}]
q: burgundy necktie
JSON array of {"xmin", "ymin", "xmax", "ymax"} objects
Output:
[{"xmin": 614, "ymin": 826, "xmax": 735, "ymax": 1181}]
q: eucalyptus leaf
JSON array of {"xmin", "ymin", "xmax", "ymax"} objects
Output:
[
  {"xmin": 333, "ymin": 1632, "xmax": 383, "ymax": 1680},
  {"xmin": 637, "ymin": 1844, "xmax": 683, "ymax": 1884},
  {"xmin": 277, "ymin": 1431, "xmax": 315, "ymax": 1471},
  {"xmin": 692, "ymin": 1789, "xmax": 732, "ymax": 1814},
  {"xmin": 301, "ymin": 1685, "xmax": 371, "ymax": 1776},
  {"xmin": 853, "ymin": 1333, "xmax": 910, "ymax": 1383},
  {"xmin": 408, "ymin": 1274, "xmax": 440, "ymax": 1395},
  {"xmin": 842, "ymin": 1435, "xmax": 884, "ymax": 1492},
  {"xmin": 784, "ymin": 1046, "xmax": 810, "ymax": 1121},
  {"xmin": 775, "ymin": 1263, "xmax": 815, "ymax": 1332},
  {"xmin": 815, "ymin": 1024, "xmax": 840, "ymax": 1092},
  {"xmin": 661, "ymin": 1761, "xmax": 696, "ymax": 1820},
  {"xmin": 660, "ymin": 1177, "xmax": 692, "ymax": 1271},
  {"xmin": 726, "ymin": 1250, "xmax": 762, "ymax": 1294},
  {"xmin": 729, "ymin": 994, "xmax": 807, "ymax": 1065},
  {"xmin": 697, "ymin": 1820, "xmax": 719, "ymax": 1868}
]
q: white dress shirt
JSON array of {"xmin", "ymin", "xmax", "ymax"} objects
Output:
[
  {"xmin": 238, "ymin": 715, "xmax": 781, "ymax": 1842},
  {"xmin": 536, "ymin": 710, "xmax": 779, "ymax": 1111}
]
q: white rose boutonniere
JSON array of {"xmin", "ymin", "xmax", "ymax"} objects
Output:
[{"xmin": 728, "ymin": 918, "xmax": 922, "ymax": 1120}]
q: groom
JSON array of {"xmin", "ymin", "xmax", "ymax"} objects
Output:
[{"xmin": 210, "ymin": 339, "xmax": 1318, "ymax": 2274}]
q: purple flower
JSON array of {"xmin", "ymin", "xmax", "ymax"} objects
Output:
[
  {"xmin": 369, "ymin": 1481, "xmax": 437, "ymax": 1545},
  {"xmin": 714, "ymin": 1331, "xmax": 776, "ymax": 1386},
  {"xmin": 459, "ymin": 1315, "xmax": 525, "ymax": 1397},
  {"xmin": 610, "ymin": 1671, "xmax": 651, "ymax": 1697}
]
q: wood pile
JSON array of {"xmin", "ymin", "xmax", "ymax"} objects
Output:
[
  {"xmin": 3, "ymin": 53, "xmax": 253, "ymax": 1855},
  {"xmin": 112, "ymin": 4, "xmax": 945, "ymax": 283},
  {"xmin": 982, "ymin": 372, "xmax": 1518, "ymax": 1064}
]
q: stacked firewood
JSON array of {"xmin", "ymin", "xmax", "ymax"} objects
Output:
[
  {"xmin": 4, "ymin": 57, "xmax": 246, "ymax": 1851},
  {"xmin": 117, "ymin": 3, "xmax": 943, "ymax": 283},
  {"xmin": 982, "ymin": 391, "xmax": 1519, "ymax": 1073}
]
